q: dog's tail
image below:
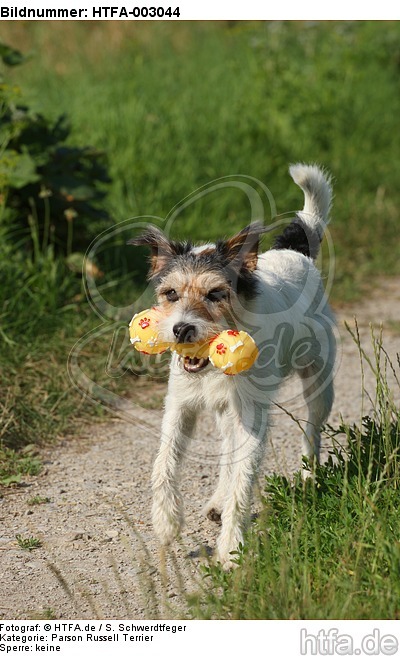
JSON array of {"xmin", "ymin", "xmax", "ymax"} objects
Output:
[{"xmin": 273, "ymin": 163, "xmax": 333, "ymax": 260}]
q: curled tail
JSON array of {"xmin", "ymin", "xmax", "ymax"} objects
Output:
[{"xmin": 273, "ymin": 163, "xmax": 333, "ymax": 259}]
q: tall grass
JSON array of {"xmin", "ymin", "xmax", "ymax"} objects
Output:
[
  {"xmin": 0, "ymin": 198, "xmax": 132, "ymax": 478},
  {"xmin": 188, "ymin": 330, "xmax": 400, "ymax": 619},
  {"xmin": 0, "ymin": 216, "xmax": 86, "ymax": 454},
  {"xmin": 0, "ymin": 211, "xmax": 145, "ymax": 481}
]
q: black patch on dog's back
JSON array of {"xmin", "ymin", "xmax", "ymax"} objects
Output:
[{"xmin": 273, "ymin": 219, "xmax": 319, "ymax": 259}]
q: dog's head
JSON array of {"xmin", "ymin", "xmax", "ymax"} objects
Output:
[{"xmin": 128, "ymin": 223, "xmax": 265, "ymax": 373}]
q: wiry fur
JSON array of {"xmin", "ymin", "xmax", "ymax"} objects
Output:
[{"xmin": 129, "ymin": 163, "xmax": 336, "ymax": 568}]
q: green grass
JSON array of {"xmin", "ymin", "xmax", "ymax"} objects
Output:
[
  {"xmin": 189, "ymin": 332, "xmax": 400, "ymax": 619},
  {"xmin": 0, "ymin": 444, "xmax": 41, "ymax": 486},
  {"xmin": 0, "ymin": 214, "xmax": 138, "ymax": 481},
  {"xmin": 0, "ymin": 211, "xmax": 160, "ymax": 481},
  {"xmin": 2, "ymin": 21, "xmax": 400, "ymax": 299}
]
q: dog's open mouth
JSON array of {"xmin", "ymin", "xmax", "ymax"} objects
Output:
[{"xmin": 183, "ymin": 356, "xmax": 210, "ymax": 373}]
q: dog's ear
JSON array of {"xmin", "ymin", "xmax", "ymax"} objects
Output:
[
  {"xmin": 127, "ymin": 226, "xmax": 176, "ymax": 278},
  {"xmin": 220, "ymin": 222, "xmax": 268, "ymax": 272}
]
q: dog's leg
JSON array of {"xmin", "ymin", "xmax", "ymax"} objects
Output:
[
  {"xmin": 299, "ymin": 363, "xmax": 334, "ymax": 477},
  {"xmin": 151, "ymin": 394, "xmax": 196, "ymax": 546},
  {"xmin": 203, "ymin": 409, "xmax": 233, "ymax": 524},
  {"xmin": 216, "ymin": 404, "xmax": 269, "ymax": 568}
]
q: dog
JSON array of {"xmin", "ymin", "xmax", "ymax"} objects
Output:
[{"xmin": 128, "ymin": 163, "xmax": 336, "ymax": 567}]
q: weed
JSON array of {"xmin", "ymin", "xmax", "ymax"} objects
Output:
[
  {"xmin": 16, "ymin": 535, "xmax": 42, "ymax": 551},
  {"xmin": 26, "ymin": 608, "xmax": 57, "ymax": 620},
  {"xmin": 0, "ymin": 445, "xmax": 41, "ymax": 486},
  {"xmin": 27, "ymin": 495, "xmax": 51, "ymax": 506}
]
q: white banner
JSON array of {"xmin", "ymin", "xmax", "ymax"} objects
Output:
[
  {"xmin": 0, "ymin": 0, "xmax": 398, "ymax": 20},
  {"xmin": 1, "ymin": 620, "xmax": 400, "ymax": 656}
]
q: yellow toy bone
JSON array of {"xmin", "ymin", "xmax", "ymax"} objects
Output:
[
  {"xmin": 129, "ymin": 308, "xmax": 258, "ymax": 375},
  {"xmin": 208, "ymin": 329, "xmax": 258, "ymax": 375},
  {"xmin": 128, "ymin": 307, "xmax": 170, "ymax": 354}
]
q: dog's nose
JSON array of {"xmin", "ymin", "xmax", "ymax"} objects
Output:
[{"xmin": 173, "ymin": 322, "xmax": 197, "ymax": 343}]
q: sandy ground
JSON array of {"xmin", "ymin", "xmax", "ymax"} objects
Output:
[{"xmin": 0, "ymin": 278, "xmax": 399, "ymax": 620}]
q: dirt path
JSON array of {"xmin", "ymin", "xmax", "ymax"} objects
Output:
[{"xmin": 1, "ymin": 279, "xmax": 399, "ymax": 620}]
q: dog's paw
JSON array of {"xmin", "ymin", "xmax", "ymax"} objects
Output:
[
  {"xmin": 206, "ymin": 508, "xmax": 222, "ymax": 524},
  {"xmin": 214, "ymin": 548, "xmax": 239, "ymax": 571},
  {"xmin": 301, "ymin": 467, "xmax": 317, "ymax": 483},
  {"xmin": 215, "ymin": 528, "xmax": 243, "ymax": 570},
  {"xmin": 202, "ymin": 496, "xmax": 224, "ymax": 523},
  {"xmin": 152, "ymin": 488, "xmax": 184, "ymax": 545},
  {"xmin": 152, "ymin": 511, "xmax": 183, "ymax": 545}
]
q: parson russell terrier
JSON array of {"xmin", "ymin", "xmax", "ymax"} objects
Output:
[{"xmin": 128, "ymin": 164, "xmax": 336, "ymax": 567}]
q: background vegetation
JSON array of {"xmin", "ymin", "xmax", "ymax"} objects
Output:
[
  {"xmin": 1, "ymin": 21, "xmax": 399, "ymax": 617},
  {"xmin": 2, "ymin": 22, "xmax": 400, "ymax": 288}
]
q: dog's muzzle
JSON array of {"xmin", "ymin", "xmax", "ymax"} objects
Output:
[{"xmin": 173, "ymin": 322, "xmax": 210, "ymax": 373}]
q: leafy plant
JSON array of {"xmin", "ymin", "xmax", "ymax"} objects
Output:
[
  {"xmin": 16, "ymin": 534, "xmax": 42, "ymax": 551},
  {"xmin": 0, "ymin": 444, "xmax": 41, "ymax": 486},
  {"xmin": 0, "ymin": 42, "xmax": 111, "ymax": 254}
]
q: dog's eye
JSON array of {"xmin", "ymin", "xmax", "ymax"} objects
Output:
[
  {"xmin": 206, "ymin": 289, "xmax": 226, "ymax": 303},
  {"xmin": 165, "ymin": 289, "xmax": 179, "ymax": 302}
]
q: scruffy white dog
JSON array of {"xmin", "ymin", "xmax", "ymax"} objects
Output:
[{"xmin": 129, "ymin": 164, "xmax": 336, "ymax": 567}]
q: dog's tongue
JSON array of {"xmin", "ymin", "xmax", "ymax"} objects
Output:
[{"xmin": 183, "ymin": 356, "xmax": 209, "ymax": 373}]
